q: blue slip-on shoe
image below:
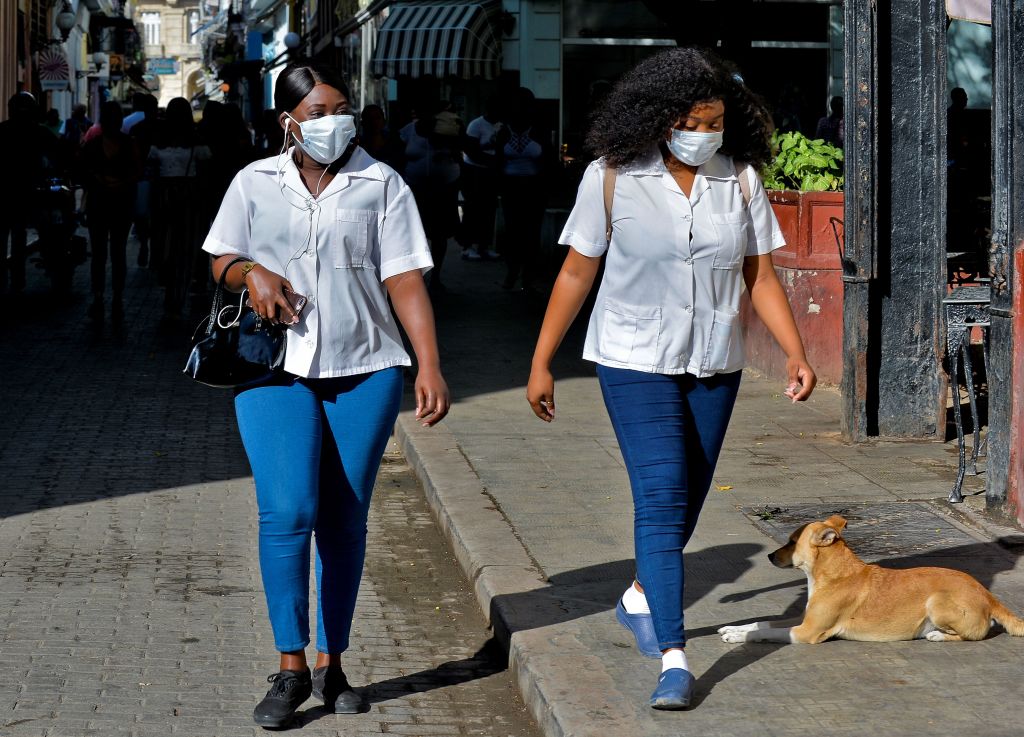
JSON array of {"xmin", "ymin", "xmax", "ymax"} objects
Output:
[
  {"xmin": 649, "ymin": 668, "xmax": 695, "ymax": 710},
  {"xmin": 615, "ymin": 597, "xmax": 661, "ymax": 658}
]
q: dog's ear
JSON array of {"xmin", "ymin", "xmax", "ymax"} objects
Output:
[
  {"xmin": 811, "ymin": 526, "xmax": 839, "ymax": 547},
  {"xmin": 824, "ymin": 515, "xmax": 848, "ymax": 532}
]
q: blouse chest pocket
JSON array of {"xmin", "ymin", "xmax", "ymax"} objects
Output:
[
  {"xmin": 334, "ymin": 209, "xmax": 376, "ymax": 269},
  {"xmin": 710, "ymin": 211, "xmax": 749, "ymax": 270}
]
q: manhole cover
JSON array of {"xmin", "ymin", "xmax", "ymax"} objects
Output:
[{"xmin": 741, "ymin": 502, "xmax": 982, "ymax": 563}]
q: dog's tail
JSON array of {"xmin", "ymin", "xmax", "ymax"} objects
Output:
[{"xmin": 991, "ymin": 599, "xmax": 1024, "ymax": 637}]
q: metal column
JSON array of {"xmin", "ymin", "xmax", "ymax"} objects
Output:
[
  {"xmin": 842, "ymin": 0, "xmax": 949, "ymax": 441},
  {"xmin": 840, "ymin": 0, "xmax": 877, "ymax": 442},
  {"xmin": 987, "ymin": 0, "xmax": 1024, "ymax": 516},
  {"xmin": 875, "ymin": 0, "xmax": 948, "ymax": 439}
]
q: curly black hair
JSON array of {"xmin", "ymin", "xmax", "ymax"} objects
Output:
[{"xmin": 586, "ymin": 47, "xmax": 773, "ymax": 169}]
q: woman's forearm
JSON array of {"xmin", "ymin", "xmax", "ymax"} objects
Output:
[
  {"xmin": 532, "ymin": 250, "xmax": 602, "ymax": 368},
  {"xmin": 386, "ymin": 272, "xmax": 441, "ymax": 370},
  {"xmin": 745, "ymin": 257, "xmax": 807, "ymax": 361}
]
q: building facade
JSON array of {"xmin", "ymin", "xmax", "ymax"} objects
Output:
[{"xmin": 130, "ymin": 0, "xmax": 203, "ymax": 106}]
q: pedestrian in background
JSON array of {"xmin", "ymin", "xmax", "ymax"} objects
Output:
[
  {"xmin": 0, "ymin": 92, "xmax": 58, "ymax": 293},
  {"xmin": 357, "ymin": 103, "xmax": 397, "ymax": 165},
  {"xmin": 814, "ymin": 95, "xmax": 844, "ymax": 149},
  {"xmin": 80, "ymin": 100, "xmax": 140, "ymax": 323},
  {"xmin": 202, "ymin": 61, "xmax": 449, "ymax": 729},
  {"xmin": 43, "ymin": 108, "xmax": 62, "ymax": 137},
  {"xmin": 255, "ymin": 108, "xmax": 285, "ymax": 156},
  {"xmin": 398, "ymin": 99, "xmax": 463, "ymax": 295},
  {"xmin": 127, "ymin": 94, "xmax": 159, "ymax": 267},
  {"xmin": 496, "ymin": 87, "xmax": 552, "ymax": 291},
  {"xmin": 460, "ymin": 96, "xmax": 502, "ymax": 261},
  {"xmin": 62, "ymin": 104, "xmax": 92, "ymax": 149},
  {"xmin": 148, "ymin": 97, "xmax": 211, "ymax": 317},
  {"xmin": 527, "ymin": 47, "xmax": 816, "ymax": 710}
]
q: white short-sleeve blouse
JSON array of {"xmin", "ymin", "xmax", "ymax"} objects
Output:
[
  {"xmin": 202, "ymin": 146, "xmax": 433, "ymax": 379},
  {"xmin": 559, "ymin": 150, "xmax": 785, "ymax": 377}
]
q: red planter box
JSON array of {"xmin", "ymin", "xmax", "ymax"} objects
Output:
[{"xmin": 742, "ymin": 189, "xmax": 845, "ymax": 385}]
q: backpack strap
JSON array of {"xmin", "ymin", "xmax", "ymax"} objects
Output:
[
  {"xmin": 604, "ymin": 166, "xmax": 618, "ymax": 244},
  {"xmin": 735, "ymin": 160, "xmax": 752, "ymax": 208}
]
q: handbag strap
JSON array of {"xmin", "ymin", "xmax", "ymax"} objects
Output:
[
  {"xmin": 603, "ymin": 165, "xmax": 617, "ymax": 244},
  {"xmin": 204, "ymin": 256, "xmax": 252, "ymax": 336}
]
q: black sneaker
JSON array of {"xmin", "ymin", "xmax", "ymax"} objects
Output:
[
  {"xmin": 311, "ymin": 665, "xmax": 365, "ymax": 714},
  {"xmin": 253, "ymin": 669, "xmax": 312, "ymax": 729}
]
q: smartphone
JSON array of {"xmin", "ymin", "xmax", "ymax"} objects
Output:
[{"xmin": 283, "ymin": 287, "xmax": 307, "ymax": 317}]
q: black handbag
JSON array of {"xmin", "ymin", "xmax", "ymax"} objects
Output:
[{"xmin": 183, "ymin": 256, "xmax": 286, "ymax": 388}]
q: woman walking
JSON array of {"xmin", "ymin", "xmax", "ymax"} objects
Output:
[
  {"xmin": 496, "ymin": 87, "xmax": 552, "ymax": 291},
  {"xmin": 526, "ymin": 48, "xmax": 815, "ymax": 709},
  {"xmin": 148, "ymin": 97, "xmax": 212, "ymax": 316},
  {"xmin": 81, "ymin": 101, "xmax": 140, "ymax": 322},
  {"xmin": 202, "ymin": 62, "xmax": 449, "ymax": 728}
]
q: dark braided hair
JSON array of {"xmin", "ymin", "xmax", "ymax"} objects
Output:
[{"xmin": 586, "ymin": 47, "xmax": 773, "ymax": 169}]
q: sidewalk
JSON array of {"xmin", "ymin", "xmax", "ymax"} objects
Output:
[{"xmin": 397, "ymin": 249, "xmax": 1024, "ymax": 737}]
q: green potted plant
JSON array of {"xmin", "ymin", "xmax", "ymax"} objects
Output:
[
  {"xmin": 743, "ymin": 130, "xmax": 846, "ymax": 385},
  {"xmin": 762, "ymin": 130, "xmax": 844, "ymax": 192}
]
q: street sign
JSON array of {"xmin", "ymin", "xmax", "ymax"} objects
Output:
[{"xmin": 146, "ymin": 58, "xmax": 178, "ymax": 75}]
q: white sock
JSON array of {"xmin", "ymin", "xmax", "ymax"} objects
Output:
[
  {"xmin": 661, "ymin": 649, "xmax": 688, "ymax": 673},
  {"xmin": 621, "ymin": 582, "xmax": 650, "ymax": 614}
]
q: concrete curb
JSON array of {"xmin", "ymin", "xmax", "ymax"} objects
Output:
[{"xmin": 394, "ymin": 411, "xmax": 569, "ymax": 737}]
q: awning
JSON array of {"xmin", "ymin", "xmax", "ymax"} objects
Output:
[
  {"xmin": 372, "ymin": 0, "xmax": 501, "ymax": 80},
  {"xmin": 946, "ymin": 0, "xmax": 991, "ymax": 24}
]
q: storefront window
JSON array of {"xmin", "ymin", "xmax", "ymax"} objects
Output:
[{"xmin": 563, "ymin": 0, "xmax": 672, "ymax": 40}]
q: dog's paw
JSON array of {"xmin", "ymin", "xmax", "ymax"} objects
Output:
[
  {"xmin": 718, "ymin": 623, "xmax": 759, "ymax": 635},
  {"xmin": 925, "ymin": 630, "xmax": 948, "ymax": 642},
  {"xmin": 720, "ymin": 629, "xmax": 749, "ymax": 643},
  {"xmin": 718, "ymin": 623, "xmax": 759, "ymax": 643}
]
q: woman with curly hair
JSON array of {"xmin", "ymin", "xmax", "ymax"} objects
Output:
[{"xmin": 526, "ymin": 47, "xmax": 815, "ymax": 709}]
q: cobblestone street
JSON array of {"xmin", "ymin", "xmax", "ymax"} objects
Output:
[{"xmin": 0, "ymin": 245, "xmax": 540, "ymax": 737}]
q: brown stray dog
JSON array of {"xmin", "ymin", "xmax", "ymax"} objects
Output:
[{"xmin": 719, "ymin": 515, "xmax": 1024, "ymax": 644}]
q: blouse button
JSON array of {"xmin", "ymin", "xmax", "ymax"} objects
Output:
[
  {"xmin": 684, "ymin": 305, "xmax": 693, "ymax": 313},
  {"xmin": 684, "ymin": 257, "xmax": 693, "ymax": 265}
]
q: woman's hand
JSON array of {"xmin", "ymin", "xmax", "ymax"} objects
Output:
[
  {"xmin": 527, "ymin": 366, "xmax": 555, "ymax": 422},
  {"xmin": 784, "ymin": 356, "xmax": 817, "ymax": 402},
  {"xmin": 415, "ymin": 367, "xmax": 450, "ymax": 427},
  {"xmin": 245, "ymin": 265, "xmax": 298, "ymax": 325}
]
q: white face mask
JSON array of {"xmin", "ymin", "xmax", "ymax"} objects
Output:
[
  {"xmin": 666, "ymin": 129, "xmax": 723, "ymax": 167},
  {"xmin": 287, "ymin": 113, "xmax": 356, "ymax": 164}
]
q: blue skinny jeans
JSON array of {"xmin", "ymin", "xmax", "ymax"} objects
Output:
[
  {"xmin": 234, "ymin": 367, "xmax": 403, "ymax": 654},
  {"xmin": 597, "ymin": 365, "xmax": 742, "ymax": 650}
]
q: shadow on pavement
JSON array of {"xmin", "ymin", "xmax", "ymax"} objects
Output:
[
  {"xmin": 286, "ymin": 639, "xmax": 508, "ymax": 727},
  {"xmin": 486, "ymin": 544, "xmax": 766, "ymax": 643}
]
